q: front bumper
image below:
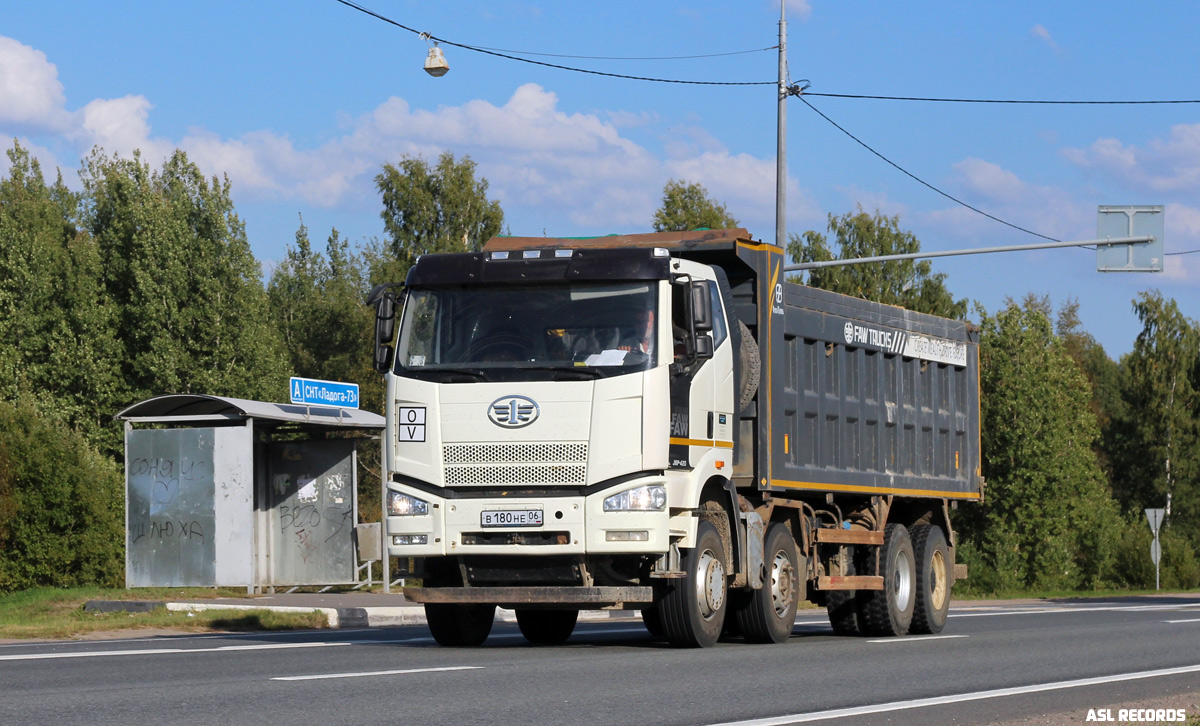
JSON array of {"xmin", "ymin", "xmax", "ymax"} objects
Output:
[{"xmin": 386, "ymin": 475, "xmax": 670, "ymax": 558}]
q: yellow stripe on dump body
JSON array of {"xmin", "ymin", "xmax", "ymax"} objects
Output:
[{"xmin": 771, "ymin": 478, "xmax": 982, "ymax": 500}]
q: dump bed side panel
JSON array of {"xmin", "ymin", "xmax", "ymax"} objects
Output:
[{"xmin": 768, "ymin": 283, "xmax": 982, "ymax": 499}]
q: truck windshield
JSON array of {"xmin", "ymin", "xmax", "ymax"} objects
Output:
[{"xmin": 394, "ymin": 282, "xmax": 659, "ymax": 382}]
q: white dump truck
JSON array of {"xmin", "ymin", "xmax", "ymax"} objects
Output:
[{"xmin": 369, "ymin": 228, "xmax": 981, "ymax": 647}]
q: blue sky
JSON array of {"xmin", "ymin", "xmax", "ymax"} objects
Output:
[{"xmin": 3, "ymin": 1, "xmax": 1198, "ymax": 356}]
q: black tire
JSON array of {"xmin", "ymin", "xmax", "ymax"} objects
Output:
[
  {"xmin": 909, "ymin": 524, "xmax": 951, "ymax": 635},
  {"xmin": 516, "ymin": 609, "xmax": 578, "ymax": 644},
  {"xmin": 737, "ymin": 320, "xmax": 760, "ymax": 413},
  {"xmin": 736, "ymin": 523, "xmax": 801, "ymax": 644},
  {"xmin": 424, "ymin": 603, "xmax": 496, "ymax": 647},
  {"xmin": 657, "ymin": 519, "xmax": 729, "ymax": 647},
  {"xmin": 825, "ymin": 545, "xmax": 862, "ymax": 636},
  {"xmin": 641, "ymin": 607, "xmax": 664, "ymax": 638},
  {"xmin": 861, "ymin": 523, "xmax": 916, "ymax": 637}
]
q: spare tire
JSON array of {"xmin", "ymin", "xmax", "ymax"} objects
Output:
[{"xmin": 737, "ymin": 320, "xmax": 760, "ymax": 413}]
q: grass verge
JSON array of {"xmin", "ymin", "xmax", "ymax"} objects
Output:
[{"xmin": 0, "ymin": 587, "xmax": 329, "ymax": 640}]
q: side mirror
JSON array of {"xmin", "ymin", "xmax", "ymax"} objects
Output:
[
  {"xmin": 690, "ymin": 280, "xmax": 713, "ymax": 333},
  {"xmin": 368, "ymin": 283, "xmax": 404, "ymax": 374},
  {"xmin": 694, "ymin": 333, "xmax": 714, "ymax": 360}
]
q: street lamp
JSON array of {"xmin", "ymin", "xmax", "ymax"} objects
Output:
[{"xmin": 424, "ymin": 44, "xmax": 449, "ymax": 77}]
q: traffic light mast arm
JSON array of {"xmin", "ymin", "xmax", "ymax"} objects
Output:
[{"xmin": 783, "ymin": 236, "xmax": 1154, "ymax": 271}]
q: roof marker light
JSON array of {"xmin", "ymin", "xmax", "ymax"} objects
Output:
[
  {"xmin": 653, "ymin": 247, "xmax": 670, "ymax": 257},
  {"xmin": 490, "ymin": 251, "xmax": 509, "ymax": 260},
  {"xmin": 523, "ymin": 250, "xmax": 541, "ymax": 259},
  {"xmin": 554, "ymin": 249, "xmax": 573, "ymax": 258}
]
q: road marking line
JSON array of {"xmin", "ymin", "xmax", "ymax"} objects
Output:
[
  {"xmin": 950, "ymin": 602, "xmax": 1200, "ymax": 618},
  {"xmin": 866, "ymin": 635, "xmax": 967, "ymax": 643},
  {"xmin": 1164, "ymin": 618, "xmax": 1200, "ymax": 624},
  {"xmin": 704, "ymin": 663, "xmax": 1200, "ymax": 726},
  {"xmin": 273, "ymin": 665, "xmax": 483, "ymax": 681},
  {"xmin": 0, "ymin": 641, "xmax": 351, "ymax": 661}
]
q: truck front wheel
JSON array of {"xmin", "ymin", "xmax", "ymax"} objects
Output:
[
  {"xmin": 516, "ymin": 609, "xmax": 578, "ymax": 644},
  {"xmin": 736, "ymin": 523, "xmax": 800, "ymax": 643},
  {"xmin": 656, "ymin": 519, "xmax": 728, "ymax": 647},
  {"xmin": 425, "ymin": 603, "xmax": 496, "ymax": 646}
]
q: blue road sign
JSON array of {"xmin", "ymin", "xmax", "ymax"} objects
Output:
[{"xmin": 289, "ymin": 377, "xmax": 360, "ymax": 409}]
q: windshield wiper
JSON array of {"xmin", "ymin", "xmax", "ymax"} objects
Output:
[
  {"xmin": 408, "ymin": 367, "xmax": 487, "ymax": 382},
  {"xmin": 516, "ymin": 365, "xmax": 603, "ymax": 380}
]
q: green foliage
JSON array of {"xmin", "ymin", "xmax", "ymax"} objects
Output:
[
  {"xmin": 1108, "ymin": 291, "xmax": 1200, "ymax": 546},
  {"xmin": 789, "ymin": 207, "xmax": 967, "ymax": 319},
  {"xmin": 267, "ymin": 221, "xmax": 383, "ymax": 522},
  {"xmin": 0, "ymin": 398, "xmax": 124, "ymax": 594},
  {"xmin": 960, "ymin": 297, "xmax": 1123, "ymax": 592},
  {"xmin": 0, "ymin": 142, "xmax": 124, "ymax": 452},
  {"xmin": 82, "ymin": 149, "xmax": 289, "ymax": 404},
  {"xmin": 375, "ymin": 152, "xmax": 503, "ymax": 268},
  {"xmin": 651, "ymin": 179, "xmax": 739, "ymax": 232}
]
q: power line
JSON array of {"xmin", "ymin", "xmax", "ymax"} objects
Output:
[
  {"xmin": 333, "ymin": 0, "xmax": 775, "ymax": 86},
  {"xmin": 806, "ymin": 92, "xmax": 1200, "ymax": 105},
  {"xmin": 469, "ymin": 45, "xmax": 778, "ymax": 61},
  {"xmin": 796, "ymin": 96, "xmax": 1061, "ymax": 243}
]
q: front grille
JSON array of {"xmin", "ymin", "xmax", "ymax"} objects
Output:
[
  {"xmin": 443, "ymin": 442, "xmax": 587, "ymax": 486},
  {"xmin": 444, "ymin": 443, "xmax": 586, "ymax": 464},
  {"xmin": 462, "ymin": 532, "xmax": 570, "ymax": 546}
]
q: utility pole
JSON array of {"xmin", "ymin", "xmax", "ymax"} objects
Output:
[{"xmin": 776, "ymin": 2, "xmax": 787, "ymax": 250}]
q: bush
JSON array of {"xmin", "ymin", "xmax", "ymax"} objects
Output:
[
  {"xmin": 0, "ymin": 398, "xmax": 124, "ymax": 593},
  {"xmin": 1111, "ymin": 518, "xmax": 1200, "ymax": 590}
]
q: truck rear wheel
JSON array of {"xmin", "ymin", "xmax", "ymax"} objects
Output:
[
  {"xmin": 657, "ymin": 519, "xmax": 728, "ymax": 647},
  {"xmin": 640, "ymin": 607, "xmax": 664, "ymax": 638},
  {"xmin": 909, "ymin": 524, "xmax": 950, "ymax": 634},
  {"xmin": 861, "ymin": 523, "xmax": 916, "ymax": 637},
  {"xmin": 425, "ymin": 603, "xmax": 496, "ymax": 647},
  {"xmin": 736, "ymin": 523, "xmax": 800, "ymax": 643},
  {"xmin": 516, "ymin": 609, "xmax": 578, "ymax": 644},
  {"xmin": 825, "ymin": 546, "xmax": 863, "ymax": 636}
]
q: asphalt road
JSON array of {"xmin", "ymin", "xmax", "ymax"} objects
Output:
[{"xmin": 1, "ymin": 597, "xmax": 1197, "ymax": 726}]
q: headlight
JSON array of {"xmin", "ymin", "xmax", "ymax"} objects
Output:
[
  {"xmin": 387, "ymin": 491, "xmax": 429, "ymax": 516},
  {"xmin": 603, "ymin": 484, "xmax": 667, "ymax": 512}
]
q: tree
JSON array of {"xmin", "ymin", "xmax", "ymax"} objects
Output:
[
  {"xmin": 788, "ymin": 207, "xmax": 967, "ymax": 319},
  {"xmin": 0, "ymin": 141, "xmax": 123, "ymax": 451},
  {"xmin": 375, "ymin": 152, "xmax": 503, "ymax": 269},
  {"xmin": 958, "ymin": 296, "xmax": 1122, "ymax": 592},
  {"xmin": 82, "ymin": 149, "xmax": 288, "ymax": 404},
  {"xmin": 1055, "ymin": 299, "xmax": 1123, "ymax": 474},
  {"xmin": 268, "ymin": 220, "xmax": 378, "ymax": 410},
  {"xmin": 1108, "ymin": 291, "xmax": 1199, "ymax": 545},
  {"xmin": 651, "ymin": 180, "xmax": 739, "ymax": 232}
]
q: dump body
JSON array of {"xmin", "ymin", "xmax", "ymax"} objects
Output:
[{"xmin": 766, "ymin": 283, "xmax": 981, "ymax": 500}]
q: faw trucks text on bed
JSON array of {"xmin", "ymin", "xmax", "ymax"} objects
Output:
[{"xmin": 368, "ymin": 228, "xmax": 982, "ymax": 647}]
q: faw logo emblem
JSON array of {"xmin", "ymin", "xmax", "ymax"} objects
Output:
[
  {"xmin": 488, "ymin": 395, "xmax": 540, "ymax": 428},
  {"xmin": 843, "ymin": 322, "xmax": 855, "ymax": 344}
]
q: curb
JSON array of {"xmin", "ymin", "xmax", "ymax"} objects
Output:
[{"xmin": 86, "ymin": 600, "xmax": 642, "ymax": 629}]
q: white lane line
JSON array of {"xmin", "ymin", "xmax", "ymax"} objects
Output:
[
  {"xmin": 273, "ymin": 665, "xmax": 483, "ymax": 682},
  {"xmin": 0, "ymin": 641, "xmax": 352, "ymax": 662},
  {"xmin": 1164, "ymin": 618, "xmax": 1200, "ymax": 624},
  {"xmin": 950, "ymin": 602, "xmax": 1200, "ymax": 618},
  {"xmin": 704, "ymin": 663, "xmax": 1200, "ymax": 726},
  {"xmin": 866, "ymin": 634, "xmax": 967, "ymax": 644}
]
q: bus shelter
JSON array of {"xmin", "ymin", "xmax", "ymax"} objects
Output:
[{"xmin": 115, "ymin": 394, "xmax": 384, "ymax": 592}]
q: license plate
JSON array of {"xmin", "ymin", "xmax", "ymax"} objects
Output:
[{"xmin": 481, "ymin": 509, "xmax": 543, "ymax": 528}]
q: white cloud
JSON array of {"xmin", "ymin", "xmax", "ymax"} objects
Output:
[
  {"xmin": 0, "ymin": 34, "xmax": 819, "ymax": 239},
  {"xmin": 1031, "ymin": 24, "xmax": 1061, "ymax": 53},
  {"xmin": 1064, "ymin": 125, "xmax": 1200, "ymax": 194},
  {"xmin": 924, "ymin": 157, "xmax": 1089, "ymax": 243},
  {"xmin": 0, "ymin": 37, "xmax": 71, "ymax": 130}
]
